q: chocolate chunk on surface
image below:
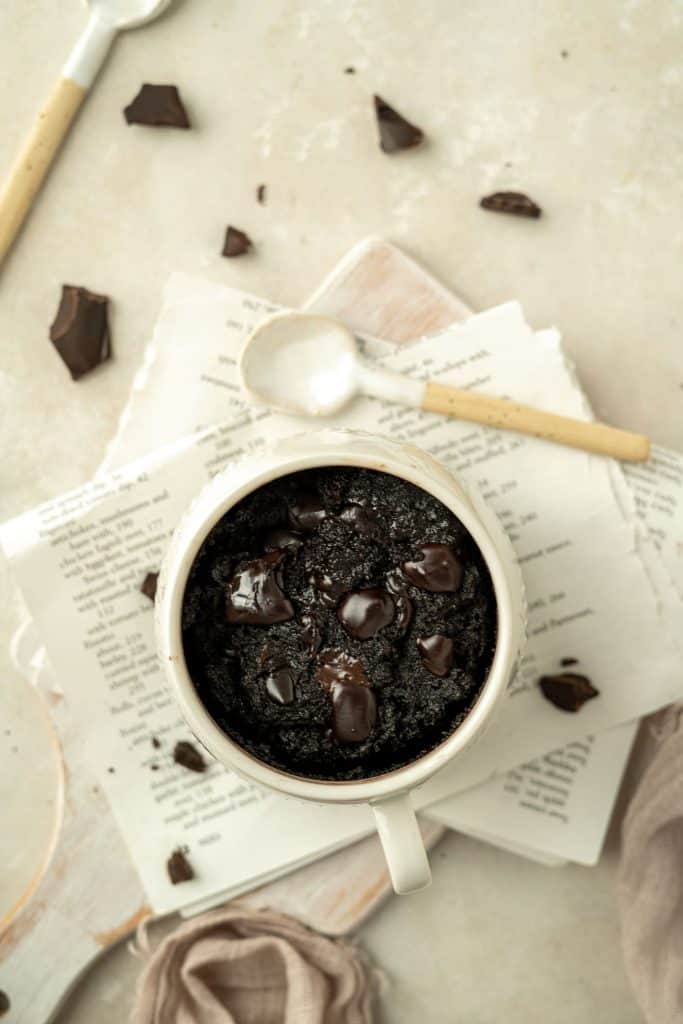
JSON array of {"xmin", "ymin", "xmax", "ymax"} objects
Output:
[
  {"xmin": 222, "ymin": 226, "xmax": 252, "ymax": 257},
  {"xmin": 49, "ymin": 285, "xmax": 111, "ymax": 380},
  {"xmin": 264, "ymin": 527, "xmax": 303, "ymax": 552},
  {"xmin": 338, "ymin": 588, "xmax": 395, "ymax": 640},
  {"xmin": 374, "ymin": 94, "xmax": 424, "ymax": 153},
  {"xmin": 315, "ymin": 649, "xmax": 371, "ymax": 690},
  {"xmin": 124, "ymin": 84, "xmax": 190, "ymax": 128},
  {"xmin": 480, "ymin": 191, "xmax": 542, "ymax": 218},
  {"xmin": 539, "ymin": 673, "xmax": 599, "ymax": 712},
  {"xmin": 339, "ymin": 503, "xmax": 380, "ymax": 538},
  {"xmin": 289, "ymin": 492, "xmax": 326, "ymax": 531},
  {"xmin": 560, "ymin": 656, "xmax": 579, "ymax": 667},
  {"xmin": 331, "ymin": 683, "xmax": 377, "ymax": 743},
  {"xmin": 403, "ymin": 544, "xmax": 463, "ymax": 592},
  {"xmin": 173, "ymin": 739, "xmax": 207, "ymax": 773},
  {"xmin": 265, "ymin": 666, "xmax": 296, "ymax": 705},
  {"xmin": 167, "ymin": 848, "xmax": 194, "ymax": 884},
  {"xmin": 225, "ymin": 552, "xmax": 294, "ymax": 625},
  {"xmin": 256, "ymin": 183, "xmax": 267, "ymax": 204},
  {"xmin": 0, "ymin": 990, "xmax": 10, "ymax": 1016},
  {"xmin": 417, "ymin": 635, "xmax": 455, "ymax": 677},
  {"xmin": 310, "ymin": 572, "xmax": 348, "ymax": 608},
  {"xmin": 140, "ymin": 571, "xmax": 159, "ymax": 601}
]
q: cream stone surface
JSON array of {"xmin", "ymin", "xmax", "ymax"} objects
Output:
[{"xmin": 3, "ymin": 0, "xmax": 681, "ymax": 1019}]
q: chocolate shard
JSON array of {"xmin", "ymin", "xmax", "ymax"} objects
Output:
[
  {"xmin": 256, "ymin": 184, "xmax": 267, "ymax": 204},
  {"xmin": 479, "ymin": 191, "xmax": 542, "ymax": 219},
  {"xmin": 173, "ymin": 739, "xmax": 207, "ymax": 773},
  {"xmin": 222, "ymin": 226, "xmax": 252, "ymax": 258},
  {"xmin": 124, "ymin": 84, "xmax": 190, "ymax": 128},
  {"xmin": 264, "ymin": 666, "xmax": 296, "ymax": 705},
  {"xmin": 140, "ymin": 571, "xmax": 159, "ymax": 602},
  {"xmin": 539, "ymin": 673, "xmax": 599, "ymax": 712},
  {"xmin": 560, "ymin": 656, "xmax": 579, "ymax": 667},
  {"xmin": 225, "ymin": 551, "xmax": 294, "ymax": 625},
  {"xmin": 373, "ymin": 94, "xmax": 424, "ymax": 153},
  {"xmin": 417, "ymin": 634, "xmax": 455, "ymax": 677},
  {"xmin": 337, "ymin": 588, "xmax": 395, "ymax": 640},
  {"xmin": 167, "ymin": 848, "xmax": 194, "ymax": 884},
  {"xmin": 49, "ymin": 285, "xmax": 111, "ymax": 380},
  {"xmin": 331, "ymin": 682, "xmax": 377, "ymax": 743},
  {"xmin": 403, "ymin": 544, "xmax": 463, "ymax": 592}
]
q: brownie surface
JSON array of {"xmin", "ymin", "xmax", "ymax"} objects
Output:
[{"xmin": 182, "ymin": 467, "xmax": 497, "ymax": 781}]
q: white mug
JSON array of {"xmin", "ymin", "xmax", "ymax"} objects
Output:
[{"xmin": 156, "ymin": 430, "xmax": 526, "ymax": 894}]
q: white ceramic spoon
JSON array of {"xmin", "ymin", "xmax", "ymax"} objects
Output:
[
  {"xmin": 239, "ymin": 311, "xmax": 650, "ymax": 462},
  {"xmin": 0, "ymin": 0, "xmax": 173, "ymax": 266}
]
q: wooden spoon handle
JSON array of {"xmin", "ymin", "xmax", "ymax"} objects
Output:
[
  {"xmin": 422, "ymin": 380, "xmax": 650, "ymax": 462},
  {"xmin": 0, "ymin": 77, "xmax": 86, "ymax": 266}
]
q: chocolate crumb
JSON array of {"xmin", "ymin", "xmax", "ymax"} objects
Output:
[
  {"xmin": 107, "ymin": 766, "xmax": 115, "ymax": 773},
  {"xmin": 256, "ymin": 184, "xmax": 267, "ymax": 204},
  {"xmin": 141, "ymin": 571, "xmax": 159, "ymax": 602},
  {"xmin": 167, "ymin": 848, "xmax": 194, "ymax": 884},
  {"xmin": 151, "ymin": 736, "xmax": 161, "ymax": 749},
  {"xmin": 222, "ymin": 226, "xmax": 252, "ymax": 258},
  {"xmin": 151, "ymin": 763, "xmax": 159, "ymax": 771},
  {"xmin": 561, "ymin": 49, "xmax": 569, "ymax": 58},
  {"xmin": 344, "ymin": 66, "xmax": 356, "ymax": 74},
  {"xmin": 49, "ymin": 285, "xmax": 111, "ymax": 380},
  {"xmin": 560, "ymin": 657, "xmax": 579, "ymax": 667},
  {"xmin": 480, "ymin": 192, "xmax": 542, "ymax": 219},
  {"xmin": 124, "ymin": 84, "xmax": 190, "ymax": 128},
  {"xmin": 539, "ymin": 673, "xmax": 599, "ymax": 712},
  {"xmin": 373, "ymin": 94, "xmax": 424, "ymax": 153},
  {"xmin": 173, "ymin": 739, "xmax": 207, "ymax": 773},
  {"xmin": 0, "ymin": 990, "xmax": 10, "ymax": 1016}
]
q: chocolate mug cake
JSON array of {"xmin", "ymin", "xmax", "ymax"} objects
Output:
[{"xmin": 182, "ymin": 467, "xmax": 497, "ymax": 781}]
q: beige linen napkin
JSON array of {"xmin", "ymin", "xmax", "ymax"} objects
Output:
[
  {"xmin": 619, "ymin": 705, "xmax": 683, "ymax": 1024},
  {"xmin": 131, "ymin": 905, "xmax": 373, "ymax": 1024}
]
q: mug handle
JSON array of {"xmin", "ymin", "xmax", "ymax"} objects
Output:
[{"xmin": 372, "ymin": 793, "xmax": 432, "ymax": 894}]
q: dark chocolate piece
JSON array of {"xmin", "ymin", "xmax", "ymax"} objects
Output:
[
  {"xmin": 539, "ymin": 673, "xmax": 599, "ymax": 712},
  {"xmin": 0, "ymin": 991, "xmax": 10, "ymax": 1016},
  {"xmin": 256, "ymin": 184, "xmax": 267, "ymax": 204},
  {"xmin": 403, "ymin": 544, "xmax": 462, "ymax": 592},
  {"xmin": 331, "ymin": 682, "xmax": 377, "ymax": 743},
  {"xmin": 301, "ymin": 613, "xmax": 322, "ymax": 655},
  {"xmin": 373, "ymin": 94, "xmax": 424, "ymax": 153},
  {"xmin": 265, "ymin": 666, "xmax": 296, "ymax": 705},
  {"xmin": 173, "ymin": 739, "xmax": 207, "ymax": 773},
  {"xmin": 310, "ymin": 572, "xmax": 348, "ymax": 608},
  {"xmin": 417, "ymin": 635, "xmax": 455, "ymax": 677},
  {"xmin": 315, "ymin": 649, "xmax": 370, "ymax": 690},
  {"xmin": 140, "ymin": 571, "xmax": 159, "ymax": 602},
  {"xmin": 225, "ymin": 551, "xmax": 294, "ymax": 625},
  {"xmin": 289, "ymin": 493, "xmax": 326, "ymax": 531},
  {"xmin": 124, "ymin": 84, "xmax": 190, "ymax": 128},
  {"xmin": 560, "ymin": 657, "xmax": 579, "ymax": 667},
  {"xmin": 337, "ymin": 588, "xmax": 395, "ymax": 640},
  {"xmin": 479, "ymin": 192, "xmax": 542, "ymax": 219},
  {"xmin": 386, "ymin": 570, "xmax": 413, "ymax": 634},
  {"xmin": 264, "ymin": 527, "xmax": 303, "ymax": 552},
  {"xmin": 222, "ymin": 226, "xmax": 253, "ymax": 258},
  {"xmin": 151, "ymin": 735, "xmax": 161, "ymax": 749},
  {"xmin": 167, "ymin": 848, "xmax": 194, "ymax": 884},
  {"xmin": 49, "ymin": 285, "xmax": 111, "ymax": 380},
  {"xmin": 344, "ymin": 66, "xmax": 356, "ymax": 74},
  {"xmin": 339, "ymin": 503, "xmax": 380, "ymax": 538}
]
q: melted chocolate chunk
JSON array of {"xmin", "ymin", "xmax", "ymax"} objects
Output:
[
  {"xmin": 310, "ymin": 572, "xmax": 347, "ymax": 608},
  {"xmin": 331, "ymin": 683, "xmax": 377, "ymax": 743},
  {"xmin": 256, "ymin": 183, "xmax": 267, "ymax": 204},
  {"xmin": 124, "ymin": 84, "xmax": 190, "ymax": 128},
  {"xmin": 374, "ymin": 94, "xmax": 424, "ymax": 153},
  {"xmin": 167, "ymin": 848, "xmax": 194, "ymax": 884},
  {"xmin": 315, "ymin": 649, "xmax": 370, "ymax": 690},
  {"xmin": 173, "ymin": 740, "xmax": 207, "ymax": 773},
  {"xmin": 417, "ymin": 635, "xmax": 455, "ymax": 677},
  {"xmin": 339, "ymin": 503, "xmax": 380, "ymax": 537},
  {"xmin": 49, "ymin": 285, "xmax": 111, "ymax": 380},
  {"xmin": 480, "ymin": 192, "xmax": 542, "ymax": 218},
  {"xmin": 338, "ymin": 588, "xmax": 395, "ymax": 640},
  {"xmin": 222, "ymin": 226, "xmax": 252, "ymax": 257},
  {"xmin": 0, "ymin": 991, "xmax": 10, "ymax": 1016},
  {"xmin": 301, "ymin": 613, "xmax": 322, "ymax": 656},
  {"xmin": 539, "ymin": 673, "xmax": 599, "ymax": 712},
  {"xmin": 289, "ymin": 493, "xmax": 326, "ymax": 531},
  {"xmin": 265, "ymin": 667, "xmax": 296, "ymax": 705},
  {"xmin": 140, "ymin": 571, "xmax": 159, "ymax": 602},
  {"xmin": 225, "ymin": 551, "xmax": 294, "ymax": 625},
  {"xmin": 403, "ymin": 544, "xmax": 463, "ymax": 592},
  {"xmin": 386, "ymin": 570, "xmax": 413, "ymax": 634},
  {"xmin": 264, "ymin": 527, "xmax": 303, "ymax": 552}
]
